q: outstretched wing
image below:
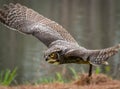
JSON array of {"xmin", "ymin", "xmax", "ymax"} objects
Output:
[
  {"xmin": 87, "ymin": 44, "xmax": 120, "ymax": 66},
  {"xmin": 0, "ymin": 3, "xmax": 78, "ymax": 47},
  {"xmin": 65, "ymin": 44, "xmax": 120, "ymax": 66}
]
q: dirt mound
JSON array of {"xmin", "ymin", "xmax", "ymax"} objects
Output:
[
  {"xmin": 73, "ymin": 73, "xmax": 112, "ymax": 85},
  {"xmin": 0, "ymin": 74, "xmax": 120, "ymax": 89}
]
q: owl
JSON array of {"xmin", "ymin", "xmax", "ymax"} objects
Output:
[{"xmin": 0, "ymin": 3, "xmax": 120, "ymax": 77}]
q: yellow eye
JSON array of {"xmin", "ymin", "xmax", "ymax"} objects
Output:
[{"xmin": 49, "ymin": 52, "xmax": 58, "ymax": 59}]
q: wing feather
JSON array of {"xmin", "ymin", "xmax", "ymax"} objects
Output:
[
  {"xmin": 88, "ymin": 44, "xmax": 120, "ymax": 66},
  {"xmin": 0, "ymin": 3, "xmax": 78, "ymax": 47},
  {"xmin": 65, "ymin": 44, "xmax": 120, "ymax": 66}
]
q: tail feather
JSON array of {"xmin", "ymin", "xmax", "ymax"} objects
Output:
[{"xmin": 88, "ymin": 44, "xmax": 120, "ymax": 66}]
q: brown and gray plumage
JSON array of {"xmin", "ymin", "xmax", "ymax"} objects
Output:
[{"xmin": 0, "ymin": 3, "xmax": 120, "ymax": 77}]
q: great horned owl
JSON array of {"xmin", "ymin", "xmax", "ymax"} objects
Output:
[{"xmin": 0, "ymin": 3, "xmax": 120, "ymax": 77}]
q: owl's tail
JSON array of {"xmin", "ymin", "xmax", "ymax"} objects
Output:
[{"xmin": 87, "ymin": 44, "xmax": 120, "ymax": 66}]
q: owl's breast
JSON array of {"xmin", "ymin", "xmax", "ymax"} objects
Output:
[
  {"xmin": 60, "ymin": 56, "xmax": 89, "ymax": 64},
  {"xmin": 76, "ymin": 59, "xmax": 90, "ymax": 64}
]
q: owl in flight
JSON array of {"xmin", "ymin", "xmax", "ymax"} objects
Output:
[{"xmin": 0, "ymin": 3, "xmax": 120, "ymax": 77}]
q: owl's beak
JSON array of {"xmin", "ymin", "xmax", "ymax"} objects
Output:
[
  {"xmin": 45, "ymin": 57, "xmax": 60, "ymax": 65},
  {"xmin": 45, "ymin": 57, "xmax": 49, "ymax": 61}
]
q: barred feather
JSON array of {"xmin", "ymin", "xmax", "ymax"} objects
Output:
[
  {"xmin": 0, "ymin": 3, "xmax": 120, "ymax": 67},
  {"xmin": 88, "ymin": 44, "xmax": 120, "ymax": 66},
  {"xmin": 0, "ymin": 3, "xmax": 77, "ymax": 46}
]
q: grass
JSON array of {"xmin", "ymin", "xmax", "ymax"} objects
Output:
[
  {"xmin": 37, "ymin": 66, "xmax": 111, "ymax": 84},
  {"xmin": 69, "ymin": 67, "xmax": 78, "ymax": 80},
  {"xmin": 95, "ymin": 66, "xmax": 111, "ymax": 74},
  {"xmin": 36, "ymin": 73, "xmax": 64, "ymax": 84},
  {"xmin": 36, "ymin": 67, "xmax": 78, "ymax": 84},
  {"xmin": 95, "ymin": 67, "xmax": 101, "ymax": 74},
  {"xmin": 55, "ymin": 72, "xmax": 64, "ymax": 83},
  {"xmin": 0, "ymin": 68, "xmax": 17, "ymax": 86},
  {"xmin": 0, "ymin": 66, "xmax": 111, "ymax": 85}
]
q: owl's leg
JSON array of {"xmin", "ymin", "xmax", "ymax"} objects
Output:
[
  {"xmin": 84, "ymin": 64, "xmax": 92, "ymax": 84},
  {"xmin": 88, "ymin": 64, "xmax": 92, "ymax": 77}
]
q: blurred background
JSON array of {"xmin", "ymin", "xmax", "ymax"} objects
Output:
[{"xmin": 0, "ymin": 0, "xmax": 120, "ymax": 84}]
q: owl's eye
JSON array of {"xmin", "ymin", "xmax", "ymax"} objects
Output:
[{"xmin": 49, "ymin": 52, "xmax": 58, "ymax": 59}]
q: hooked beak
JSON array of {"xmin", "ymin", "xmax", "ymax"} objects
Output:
[{"xmin": 45, "ymin": 57, "xmax": 60, "ymax": 65}]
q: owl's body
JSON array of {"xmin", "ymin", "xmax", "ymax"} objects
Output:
[{"xmin": 0, "ymin": 3, "xmax": 120, "ymax": 77}]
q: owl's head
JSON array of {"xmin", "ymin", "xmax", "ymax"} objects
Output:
[
  {"xmin": 44, "ymin": 41, "xmax": 78, "ymax": 65},
  {"xmin": 44, "ymin": 46, "xmax": 66, "ymax": 65},
  {"xmin": 45, "ymin": 51, "xmax": 61, "ymax": 65}
]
